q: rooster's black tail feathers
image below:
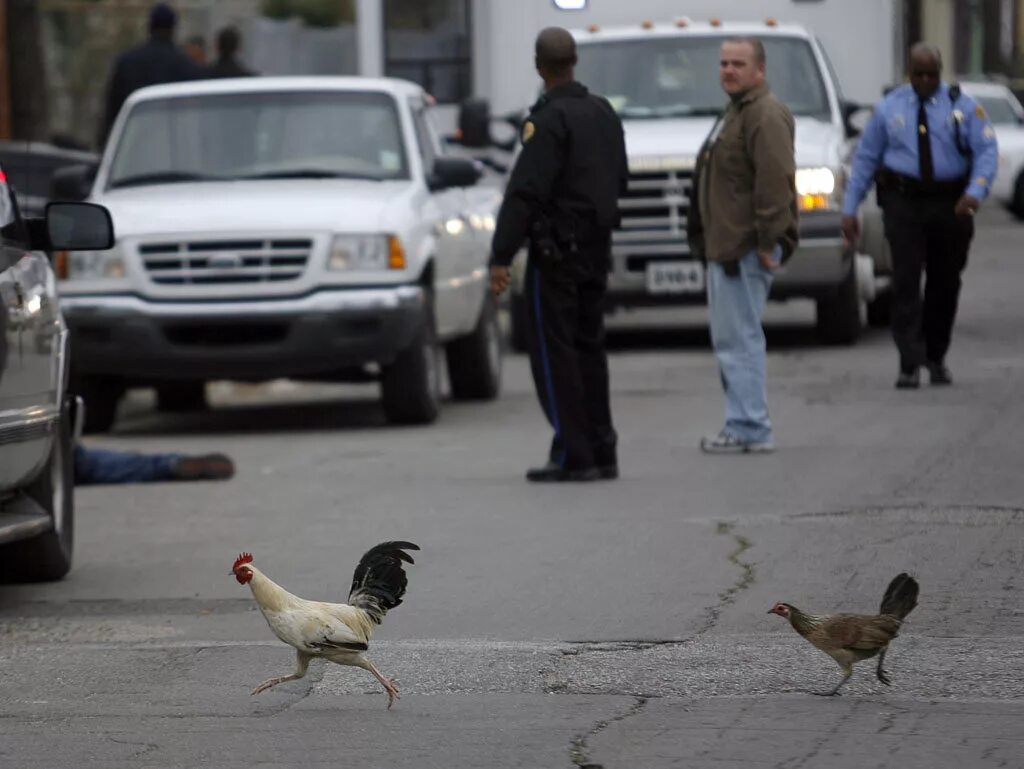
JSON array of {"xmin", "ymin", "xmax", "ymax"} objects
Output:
[
  {"xmin": 348, "ymin": 541, "xmax": 420, "ymax": 625},
  {"xmin": 879, "ymin": 572, "xmax": 919, "ymax": 620}
]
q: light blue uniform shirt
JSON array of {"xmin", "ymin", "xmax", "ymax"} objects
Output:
[{"xmin": 842, "ymin": 82, "xmax": 999, "ymax": 216}]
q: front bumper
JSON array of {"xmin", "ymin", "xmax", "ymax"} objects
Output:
[
  {"xmin": 61, "ymin": 286, "xmax": 426, "ymax": 381},
  {"xmin": 603, "ymin": 212, "xmax": 849, "ymax": 308}
]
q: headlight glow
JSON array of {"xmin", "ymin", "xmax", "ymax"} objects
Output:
[{"xmin": 795, "ymin": 167, "xmax": 838, "ymax": 212}]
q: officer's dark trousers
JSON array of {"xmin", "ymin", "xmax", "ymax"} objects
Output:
[
  {"xmin": 882, "ymin": 193, "xmax": 973, "ymax": 372},
  {"xmin": 524, "ymin": 239, "xmax": 616, "ymax": 471}
]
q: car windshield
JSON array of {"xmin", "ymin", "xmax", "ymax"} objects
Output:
[
  {"xmin": 576, "ymin": 35, "xmax": 832, "ymax": 120},
  {"xmin": 973, "ymin": 94, "xmax": 1021, "ymax": 125},
  {"xmin": 107, "ymin": 90, "xmax": 410, "ymax": 189}
]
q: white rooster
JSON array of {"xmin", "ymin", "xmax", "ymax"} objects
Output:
[{"xmin": 231, "ymin": 541, "xmax": 419, "ymax": 708}]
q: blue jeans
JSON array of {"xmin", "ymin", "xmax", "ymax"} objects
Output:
[
  {"xmin": 73, "ymin": 445, "xmax": 182, "ymax": 485},
  {"xmin": 707, "ymin": 249, "xmax": 777, "ymax": 444}
]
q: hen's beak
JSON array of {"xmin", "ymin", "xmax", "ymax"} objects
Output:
[{"xmin": 766, "ymin": 608, "xmax": 775, "ymax": 614}]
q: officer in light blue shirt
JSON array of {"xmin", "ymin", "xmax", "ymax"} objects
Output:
[{"xmin": 841, "ymin": 43, "xmax": 997, "ymax": 390}]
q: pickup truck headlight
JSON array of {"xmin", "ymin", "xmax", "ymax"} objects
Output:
[
  {"xmin": 795, "ymin": 167, "xmax": 839, "ymax": 212},
  {"xmin": 63, "ymin": 244, "xmax": 126, "ymax": 281},
  {"xmin": 328, "ymin": 235, "xmax": 406, "ymax": 271}
]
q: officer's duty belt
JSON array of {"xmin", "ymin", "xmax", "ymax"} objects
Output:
[{"xmin": 875, "ymin": 169, "xmax": 967, "ymax": 199}]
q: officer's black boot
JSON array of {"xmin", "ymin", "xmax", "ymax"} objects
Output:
[{"xmin": 526, "ymin": 462, "xmax": 600, "ymax": 483}]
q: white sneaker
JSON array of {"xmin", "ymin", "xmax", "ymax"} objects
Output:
[{"xmin": 700, "ymin": 432, "xmax": 774, "ymax": 454}]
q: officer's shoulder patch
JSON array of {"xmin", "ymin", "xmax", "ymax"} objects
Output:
[
  {"xmin": 975, "ymin": 104, "xmax": 987, "ymax": 119},
  {"xmin": 983, "ymin": 124, "xmax": 996, "ymax": 139},
  {"xmin": 522, "ymin": 120, "xmax": 536, "ymax": 143}
]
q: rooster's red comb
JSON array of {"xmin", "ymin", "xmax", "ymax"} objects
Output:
[{"xmin": 233, "ymin": 552, "xmax": 254, "ymax": 570}]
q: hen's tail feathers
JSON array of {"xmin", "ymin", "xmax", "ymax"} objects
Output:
[
  {"xmin": 348, "ymin": 541, "xmax": 420, "ymax": 625},
  {"xmin": 879, "ymin": 573, "xmax": 919, "ymax": 620}
]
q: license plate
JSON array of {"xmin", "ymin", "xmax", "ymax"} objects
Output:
[{"xmin": 646, "ymin": 260, "xmax": 705, "ymax": 294}]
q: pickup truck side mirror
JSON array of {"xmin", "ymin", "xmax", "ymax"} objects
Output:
[
  {"xmin": 50, "ymin": 163, "xmax": 98, "ymax": 202},
  {"xmin": 38, "ymin": 202, "xmax": 115, "ymax": 251},
  {"xmin": 457, "ymin": 97, "xmax": 493, "ymax": 148},
  {"xmin": 428, "ymin": 157, "xmax": 482, "ymax": 192},
  {"xmin": 841, "ymin": 100, "xmax": 871, "ymax": 138}
]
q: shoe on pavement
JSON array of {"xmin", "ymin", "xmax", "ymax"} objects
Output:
[
  {"xmin": 526, "ymin": 462, "xmax": 601, "ymax": 483},
  {"xmin": 170, "ymin": 453, "xmax": 235, "ymax": 481},
  {"xmin": 926, "ymin": 361, "xmax": 953, "ymax": 386},
  {"xmin": 895, "ymin": 369, "xmax": 921, "ymax": 389},
  {"xmin": 700, "ymin": 432, "xmax": 774, "ymax": 455}
]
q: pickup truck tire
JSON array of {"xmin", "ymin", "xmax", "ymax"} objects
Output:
[
  {"xmin": 380, "ymin": 303, "xmax": 441, "ymax": 425},
  {"xmin": 73, "ymin": 375, "xmax": 122, "ymax": 434},
  {"xmin": 157, "ymin": 381, "xmax": 208, "ymax": 413},
  {"xmin": 0, "ymin": 407, "xmax": 74, "ymax": 582},
  {"xmin": 446, "ymin": 296, "xmax": 502, "ymax": 400},
  {"xmin": 1011, "ymin": 172, "xmax": 1024, "ymax": 220},
  {"xmin": 509, "ymin": 292, "xmax": 529, "ymax": 353},
  {"xmin": 815, "ymin": 259, "xmax": 861, "ymax": 345}
]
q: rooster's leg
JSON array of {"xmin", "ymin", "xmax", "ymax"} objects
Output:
[
  {"xmin": 251, "ymin": 651, "xmax": 311, "ymax": 696},
  {"xmin": 360, "ymin": 658, "xmax": 401, "ymax": 709},
  {"xmin": 876, "ymin": 649, "xmax": 891, "ymax": 686}
]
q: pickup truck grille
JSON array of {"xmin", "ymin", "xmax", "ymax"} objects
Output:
[
  {"xmin": 139, "ymin": 239, "xmax": 313, "ymax": 285},
  {"xmin": 614, "ymin": 171, "xmax": 693, "ymax": 272}
]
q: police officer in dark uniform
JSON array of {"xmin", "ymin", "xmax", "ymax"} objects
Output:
[
  {"xmin": 842, "ymin": 43, "xmax": 998, "ymax": 389},
  {"xmin": 490, "ymin": 26, "xmax": 628, "ymax": 483}
]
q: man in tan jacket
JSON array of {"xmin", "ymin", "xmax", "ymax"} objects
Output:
[{"xmin": 692, "ymin": 37, "xmax": 797, "ymax": 453}]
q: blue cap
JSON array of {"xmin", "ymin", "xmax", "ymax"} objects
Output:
[{"xmin": 149, "ymin": 2, "xmax": 177, "ymax": 31}]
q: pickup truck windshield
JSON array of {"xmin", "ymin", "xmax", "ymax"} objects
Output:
[
  {"xmin": 576, "ymin": 35, "xmax": 832, "ymax": 120},
  {"xmin": 108, "ymin": 91, "xmax": 410, "ymax": 189},
  {"xmin": 973, "ymin": 95, "xmax": 1020, "ymax": 125}
]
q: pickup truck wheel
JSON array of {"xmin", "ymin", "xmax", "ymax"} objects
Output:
[
  {"xmin": 0, "ymin": 405, "xmax": 74, "ymax": 583},
  {"xmin": 380, "ymin": 309, "xmax": 441, "ymax": 425},
  {"xmin": 509, "ymin": 292, "xmax": 529, "ymax": 353},
  {"xmin": 815, "ymin": 259, "xmax": 861, "ymax": 345},
  {"xmin": 157, "ymin": 381, "xmax": 208, "ymax": 413},
  {"xmin": 1011, "ymin": 173, "xmax": 1024, "ymax": 220},
  {"xmin": 446, "ymin": 296, "xmax": 502, "ymax": 400},
  {"xmin": 73, "ymin": 375, "xmax": 122, "ymax": 434},
  {"xmin": 866, "ymin": 290, "xmax": 892, "ymax": 328}
]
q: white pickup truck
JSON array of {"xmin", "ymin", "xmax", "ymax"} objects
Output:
[{"xmin": 52, "ymin": 77, "xmax": 504, "ymax": 432}]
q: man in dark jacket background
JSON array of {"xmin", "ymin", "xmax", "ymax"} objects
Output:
[
  {"xmin": 99, "ymin": 2, "xmax": 201, "ymax": 146},
  {"xmin": 208, "ymin": 26, "xmax": 256, "ymax": 78}
]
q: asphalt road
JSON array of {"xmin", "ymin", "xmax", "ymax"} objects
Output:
[{"xmin": 1, "ymin": 209, "xmax": 1022, "ymax": 769}]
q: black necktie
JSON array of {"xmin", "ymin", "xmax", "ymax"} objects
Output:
[{"xmin": 917, "ymin": 99, "xmax": 934, "ymax": 183}]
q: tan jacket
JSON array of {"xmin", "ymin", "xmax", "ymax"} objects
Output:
[{"xmin": 695, "ymin": 83, "xmax": 798, "ymax": 264}]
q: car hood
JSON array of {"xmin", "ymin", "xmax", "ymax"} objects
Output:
[
  {"xmin": 623, "ymin": 115, "xmax": 842, "ymax": 170},
  {"xmin": 94, "ymin": 179, "xmax": 418, "ymax": 238}
]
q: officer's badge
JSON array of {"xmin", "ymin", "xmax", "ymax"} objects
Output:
[
  {"xmin": 521, "ymin": 120, "xmax": 536, "ymax": 143},
  {"xmin": 975, "ymin": 104, "xmax": 987, "ymax": 119},
  {"xmin": 952, "ymin": 109, "xmax": 965, "ymax": 123}
]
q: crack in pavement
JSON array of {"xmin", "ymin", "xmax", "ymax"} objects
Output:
[{"xmin": 568, "ymin": 696, "xmax": 648, "ymax": 769}]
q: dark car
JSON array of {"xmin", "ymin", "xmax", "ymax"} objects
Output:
[{"xmin": 1, "ymin": 161, "xmax": 114, "ymax": 582}]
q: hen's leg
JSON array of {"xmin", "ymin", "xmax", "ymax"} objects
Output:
[
  {"xmin": 252, "ymin": 651, "xmax": 311, "ymax": 695},
  {"xmin": 358, "ymin": 657, "xmax": 401, "ymax": 709},
  {"xmin": 813, "ymin": 667, "xmax": 852, "ymax": 697},
  {"xmin": 876, "ymin": 649, "xmax": 891, "ymax": 686}
]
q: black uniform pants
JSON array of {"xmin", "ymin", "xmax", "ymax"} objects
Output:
[
  {"xmin": 882, "ymin": 193, "xmax": 973, "ymax": 372},
  {"xmin": 523, "ymin": 237, "xmax": 616, "ymax": 471}
]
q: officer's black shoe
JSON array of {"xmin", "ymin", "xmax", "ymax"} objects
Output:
[
  {"xmin": 895, "ymin": 369, "xmax": 920, "ymax": 390},
  {"xmin": 926, "ymin": 361, "xmax": 953, "ymax": 386},
  {"xmin": 526, "ymin": 462, "xmax": 601, "ymax": 483},
  {"xmin": 597, "ymin": 464, "xmax": 619, "ymax": 480}
]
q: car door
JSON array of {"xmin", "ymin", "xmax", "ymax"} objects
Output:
[
  {"xmin": 1, "ymin": 165, "xmax": 60, "ymax": 489},
  {"xmin": 409, "ymin": 98, "xmax": 471, "ymax": 337}
]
